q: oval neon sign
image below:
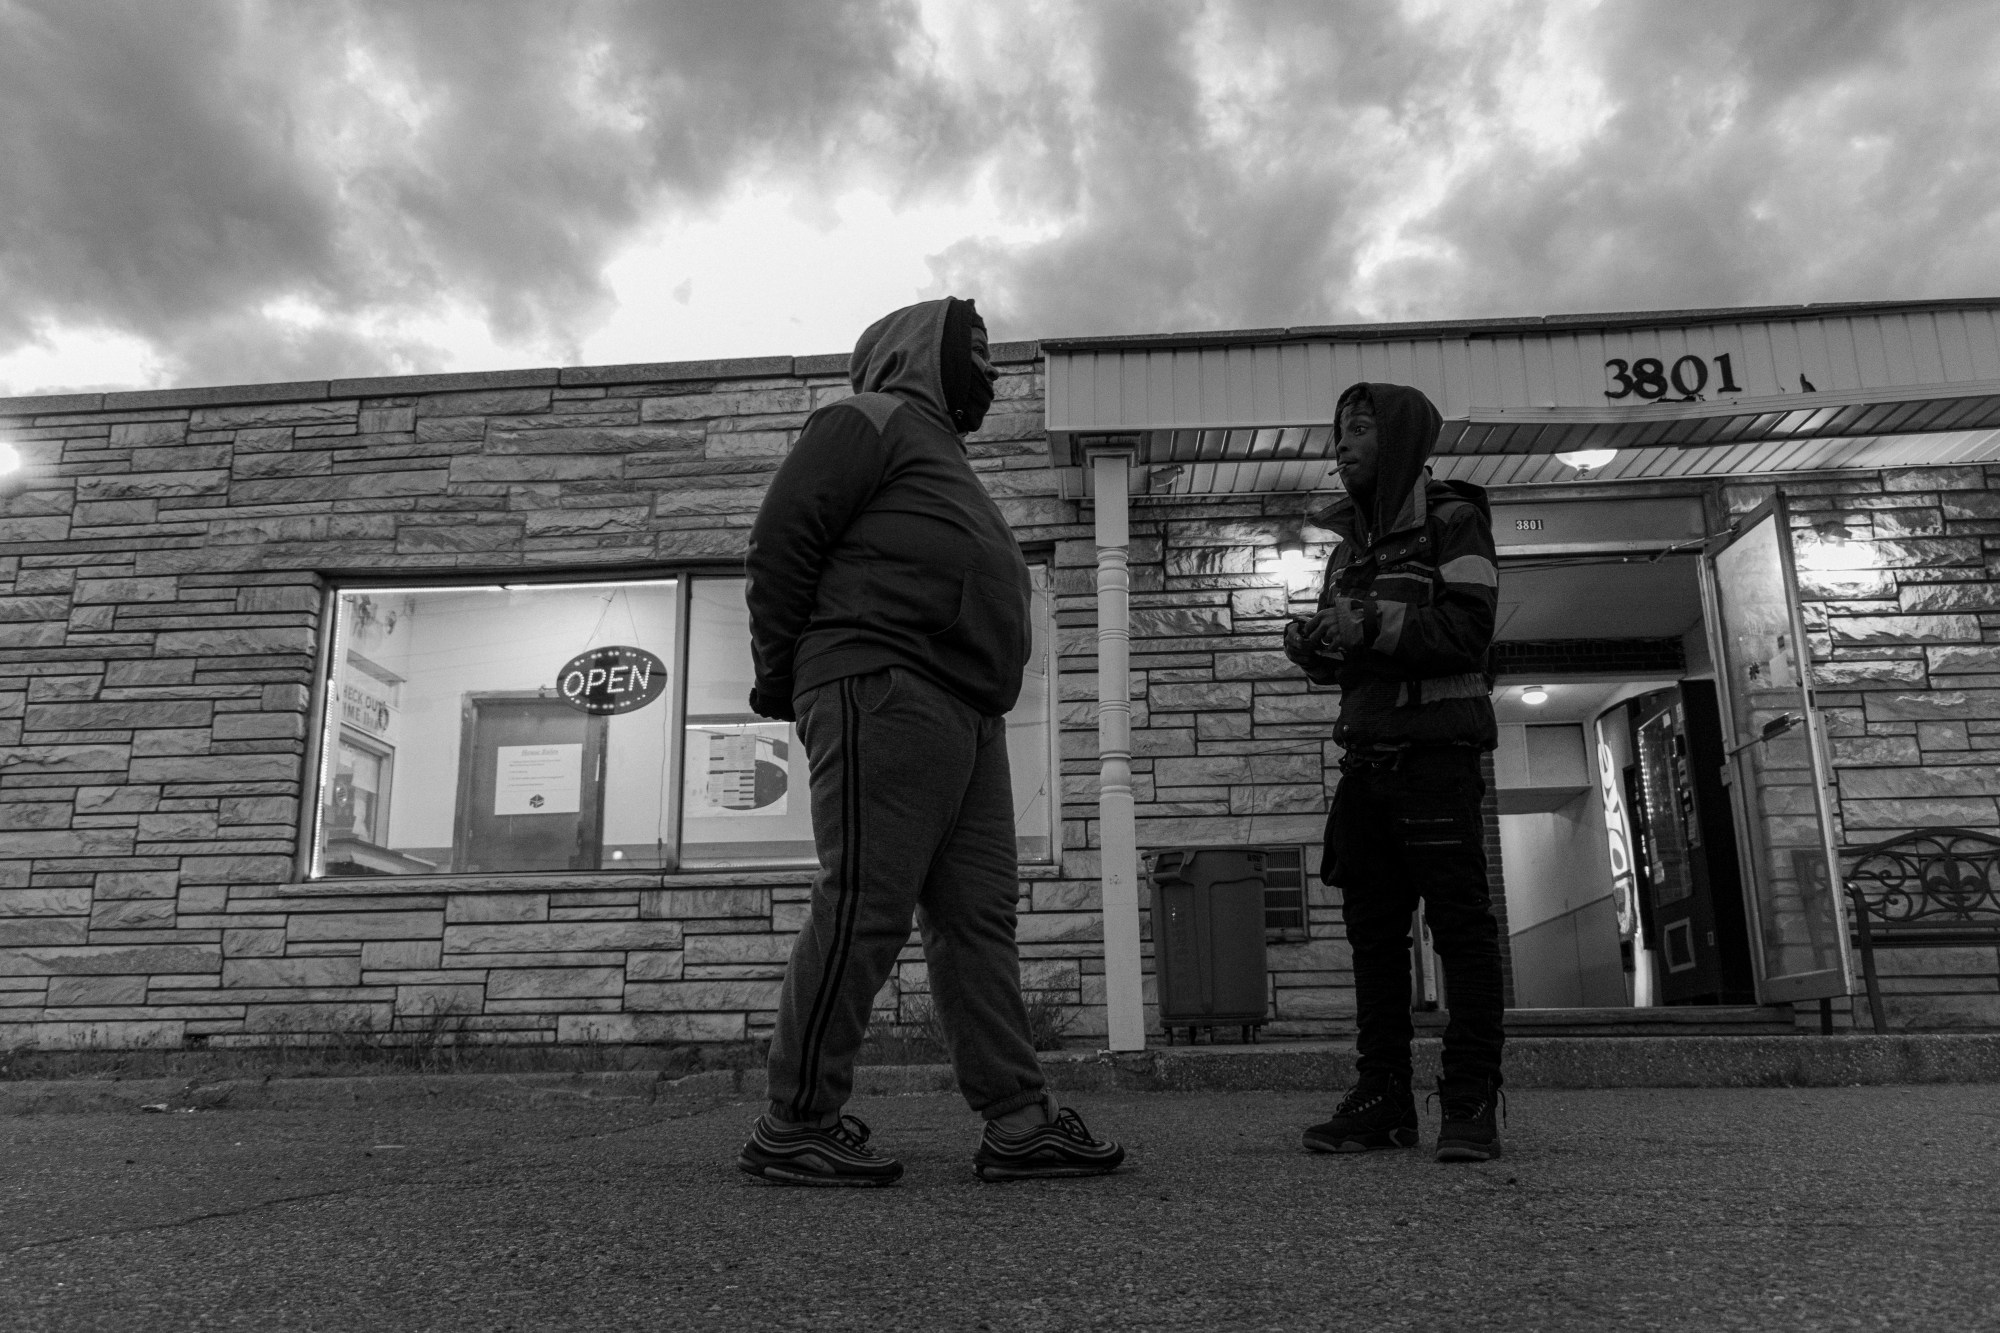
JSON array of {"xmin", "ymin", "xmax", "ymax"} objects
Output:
[{"xmin": 556, "ymin": 646, "xmax": 668, "ymax": 716}]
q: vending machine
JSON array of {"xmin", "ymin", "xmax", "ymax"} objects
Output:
[{"xmin": 1627, "ymin": 682, "xmax": 1757, "ymax": 1005}]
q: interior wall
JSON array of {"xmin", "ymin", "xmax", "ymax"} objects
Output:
[
  {"xmin": 1499, "ymin": 802, "xmax": 1617, "ymax": 934},
  {"xmin": 1510, "ymin": 897, "xmax": 1628, "ymax": 1008},
  {"xmin": 1497, "ymin": 718, "xmax": 1628, "ymax": 1008}
]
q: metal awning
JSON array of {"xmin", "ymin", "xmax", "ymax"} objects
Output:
[
  {"xmin": 1063, "ymin": 418, "xmax": 2000, "ymax": 497},
  {"xmin": 1045, "ymin": 299, "xmax": 2000, "ymax": 495}
]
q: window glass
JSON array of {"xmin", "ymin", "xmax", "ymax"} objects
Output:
[
  {"xmin": 677, "ymin": 570, "xmax": 1057, "ymax": 868},
  {"xmin": 679, "ymin": 578, "xmax": 816, "ymax": 868},
  {"xmin": 1010, "ymin": 564, "xmax": 1056, "ymax": 863},
  {"xmin": 312, "ymin": 567, "xmax": 1056, "ymax": 877},
  {"xmin": 314, "ymin": 581, "xmax": 679, "ymax": 876}
]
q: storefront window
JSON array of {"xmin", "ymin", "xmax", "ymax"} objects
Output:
[
  {"xmin": 313, "ymin": 580, "xmax": 681, "ymax": 877},
  {"xmin": 311, "ymin": 567, "xmax": 1057, "ymax": 877}
]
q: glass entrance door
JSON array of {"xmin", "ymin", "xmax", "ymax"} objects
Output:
[{"xmin": 1698, "ymin": 495, "xmax": 1855, "ymax": 1004}]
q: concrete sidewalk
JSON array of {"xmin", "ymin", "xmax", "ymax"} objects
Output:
[
  {"xmin": 5, "ymin": 1032, "xmax": 1998, "ymax": 1116},
  {"xmin": 4, "ymin": 1085, "xmax": 1997, "ymax": 1331}
]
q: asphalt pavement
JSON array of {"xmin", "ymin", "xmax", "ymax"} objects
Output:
[{"xmin": 4, "ymin": 1085, "xmax": 1997, "ymax": 1332}]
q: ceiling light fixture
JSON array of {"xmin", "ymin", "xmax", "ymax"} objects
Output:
[
  {"xmin": 1521, "ymin": 685, "xmax": 1550, "ymax": 706},
  {"xmin": 1555, "ymin": 449, "xmax": 1618, "ymax": 476}
]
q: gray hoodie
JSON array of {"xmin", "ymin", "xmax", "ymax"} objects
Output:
[{"xmin": 744, "ymin": 298, "xmax": 1031, "ymax": 719}]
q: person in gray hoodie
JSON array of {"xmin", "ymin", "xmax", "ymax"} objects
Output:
[{"xmin": 736, "ymin": 297, "xmax": 1124, "ymax": 1186}]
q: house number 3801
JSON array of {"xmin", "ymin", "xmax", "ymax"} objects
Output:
[{"xmin": 1604, "ymin": 353, "xmax": 1745, "ymax": 401}]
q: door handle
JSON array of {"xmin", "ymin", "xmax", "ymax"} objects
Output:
[{"xmin": 1726, "ymin": 712, "xmax": 1799, "ymax": 758}]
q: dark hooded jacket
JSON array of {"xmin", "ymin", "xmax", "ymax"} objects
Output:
[
  {"xmin": 744, "ymin": 298, "xmax": 1029, "ymax": 719},
  {"xmin": 1291, "ymin": 382, "xmax": 1499, "ymax": 750}
]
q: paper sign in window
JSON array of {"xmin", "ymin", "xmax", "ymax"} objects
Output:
[
  {"xmin": 687, "ymin": 724, "xmax": 789, "ymax": 817},
  {"xmin": 494, "ymin": 744, "xmax": 583, "ymax": 816}
]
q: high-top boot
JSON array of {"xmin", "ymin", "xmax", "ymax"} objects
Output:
[
  {"xmin": 1301, "ymin": 1071, "xmax": 1419, "ymax": 1153},
  {"xmin": 1432, "ymin": 1076, "xmax": 1505, "ymax": 1162}
]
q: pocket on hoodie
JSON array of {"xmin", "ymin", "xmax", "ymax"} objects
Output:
[
  {"xmin": 927, "ymin": 569, "xmax": 1028, "ymax": 701},
  {"xmin": 858, "ymin": 557, "xmax": 959, "ymax": 636}
]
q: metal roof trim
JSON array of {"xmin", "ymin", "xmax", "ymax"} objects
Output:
[
  {"xmin": 1451, "ymin": 378, "xmax": 2000, "ymax": 427},
  {"xmin": 1039, "ymin": 298, "xmax": 2000, "ymax": 354}
]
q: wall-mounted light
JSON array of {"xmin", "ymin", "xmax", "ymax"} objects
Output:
[
  {"xmin": 1273, "ymin": 538, "xmax": 1315, "ymax": 587},
  {"xmin": 1521, "ymin": 685, "xmax": 1550, "ymax": 706},
  {"xmin": 0, "ymin": 441, "xmax": 21, "ymax": 478},
  {"xmin": 1796, "ymin": 519, "xmax": 1880, "ymax": 581},
  {"xmin": 1555, "ymin": 449, "xmax": 1618, "ymax": 477}
]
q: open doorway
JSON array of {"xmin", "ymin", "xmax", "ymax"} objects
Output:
[{"xmin": 1492, "ymin": 552, "xmax": 1756, "ymax": 1009}]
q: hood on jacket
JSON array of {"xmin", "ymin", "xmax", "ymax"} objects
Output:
[
  {"xmin": 1311, "ymin": 381, "xmax": 1445, "ymax": 540},
  {"xmin": 849, "ymin": 296, "xmax": 990, "ymax": 437}
]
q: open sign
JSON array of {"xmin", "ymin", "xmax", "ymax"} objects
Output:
[{"xmin": 556, "ymin": 646, "xmax": 668, "ymax": 716}]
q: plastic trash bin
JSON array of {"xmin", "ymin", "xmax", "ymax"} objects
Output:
[{"xmin": 1149, "ymin": 846, "xmax": 1272, "ymax": 1043}]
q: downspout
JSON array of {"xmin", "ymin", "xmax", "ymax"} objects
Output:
[{"xmin": 1089, "ymin": 447, "xmax": 1146, "ymax": 1051}]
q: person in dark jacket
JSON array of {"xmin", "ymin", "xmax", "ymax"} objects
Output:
[
  {"xmin": 735, "ymin": 297, "xmax": 1124, "ymax": 1187},
  {"xmin": 1285, "ymin": 381, "xmax": 1508, "ymax": 1162}
]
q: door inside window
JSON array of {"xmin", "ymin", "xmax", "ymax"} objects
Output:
[
  {"xmin": 1699, "ymin": 495, "xmax": 1855, "ymax": 1004},
  {"xmin": 453, "ymin": 693, "xmax": 608, "ymax": 873}
]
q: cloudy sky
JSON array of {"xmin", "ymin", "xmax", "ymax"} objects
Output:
[{"xmin": 3, "ymin": 0, "xmax": 1998, "ymax": 396}]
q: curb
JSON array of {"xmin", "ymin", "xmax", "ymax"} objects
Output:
[
  {"xmin": 6, "ymin": 1034, "xmax": 1997, "ymax": 1115},
  {"xmin": 0, "ymin": 1067, "xmax": 763, "ymax": 1117},
  {"xmin": 1038, "ymin": 1033, "xmax": 2000, "ymax": 1092}
]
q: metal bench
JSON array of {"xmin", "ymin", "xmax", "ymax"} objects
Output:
[{"xmin": 1842, "ymin": 827, "xmax": 2000, "ymax": 1033}]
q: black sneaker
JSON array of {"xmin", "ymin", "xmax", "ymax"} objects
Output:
[
  {"xmin": 1432, "ymin": 1078, "xmax": 1505, "ymax": 1162},
  {"xmin": 737, "ymin": 1112, "xmax": 904, "ymax": 1187},
  {"xmin": 974, "ymin": 1105, "xmax": 1126, "ymax": 1181},
  {"xmin": 1302, "ymin": 1072, "xmax": 1419, "ymax": 1153}
]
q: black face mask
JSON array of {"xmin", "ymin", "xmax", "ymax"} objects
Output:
[{"xmin": 941, "ymin": 297, "xmax": 995, "ymax": 434}]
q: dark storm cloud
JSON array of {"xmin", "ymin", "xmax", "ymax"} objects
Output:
[
  {"xmin": 940, "ymin": 0, "xmax": 2000, "ymax": 338},
  {"xmin": 3, "ymin": 0, "xmax": 1998, "ymax": 389},
  {"xmin": 1371, "ymin": 0, "xmax": 2000, "ymax": 321},
  {"xmin": 0, "ymin": 0, "xmax": 964, "ymax": 387},
  {"xmin": 928, "ymin": 0, "xmax": 1442, "ymax": 337}
]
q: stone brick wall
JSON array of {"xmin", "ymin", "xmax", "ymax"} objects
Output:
[
  {"xmin": 0, "ymin": 351, "xmax": 1365, "ymax": 1051},
  {"xmin": 5, "ymin": 346, "xmax": 1998, "ymax": 1051},
  {"xmin": 1051, "ymin": 499, "xmax": 1352, "ymax": 1037},
  {"xmin": 1732, "ymin": 467, "xmax": 2000, "ymax": 1028}
]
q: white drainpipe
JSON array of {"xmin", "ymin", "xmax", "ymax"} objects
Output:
[{"xmin": 1089, "ymin": 447, "xmax": 1146, "ymax": 1051}]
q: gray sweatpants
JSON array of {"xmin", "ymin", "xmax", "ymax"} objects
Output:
[{"xmin": 765, "ymin": 666, "xmax": 1047, "ymax": 1123}]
